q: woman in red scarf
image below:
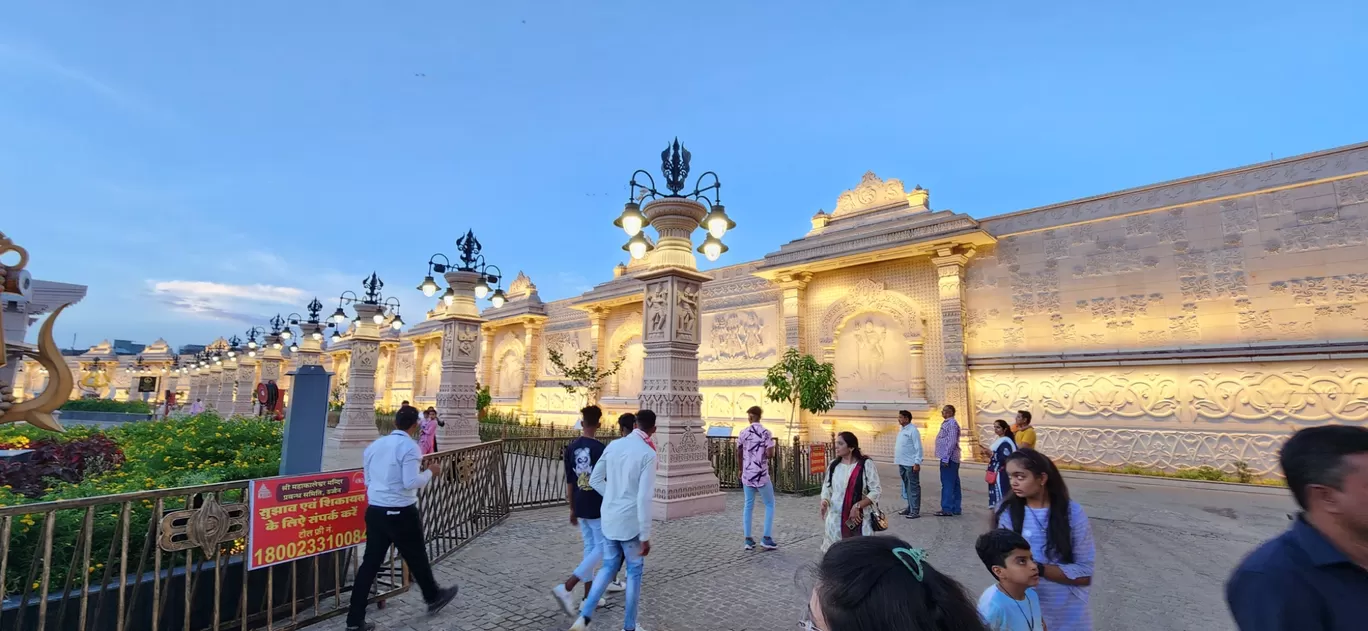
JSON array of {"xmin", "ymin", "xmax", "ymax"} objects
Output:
[{"xmin": 819, "ymin": 432, "xmax": 883, "ymax": 551}]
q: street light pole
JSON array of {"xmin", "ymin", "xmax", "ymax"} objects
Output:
[
  {"xmin": 326, "ymin": 273, "xmax": 399, "ymax": 460},
  {"xmin": 417, "ymin": 229, "xmax": 504, "ymax": 448},
  {"xmin": 615, "ymin": 138, "xmax": 733, "ymax": 519}
]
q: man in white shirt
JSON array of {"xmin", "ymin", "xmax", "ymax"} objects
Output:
[
  {"xmin": 893, "ymin": 409, "xmax": 924, "ymax": 519},
  {"xmin": 569, "ymin": 409, "xmax": 658, "ymax": 631},
  {"xmin": 346, "ymin": 407, "xmax": 459, "ymax": 631}
]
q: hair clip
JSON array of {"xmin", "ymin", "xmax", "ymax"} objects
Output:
[{"xmin": 892, "ymin": 547, "xmax": 928, "ymax": 581}]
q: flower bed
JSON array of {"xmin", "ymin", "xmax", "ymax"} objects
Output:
[{"xmin": 0, "ymin": 413, "xmax": 283, "ymax": 595}]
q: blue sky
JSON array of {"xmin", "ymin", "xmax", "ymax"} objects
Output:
[{"xmin": 4, "ymin": 1, "xmax": 1366, "ymax": 351}]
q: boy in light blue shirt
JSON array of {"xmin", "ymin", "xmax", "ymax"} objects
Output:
[{"xmin": 975, "ymin": 528, "xmax": 1046, "ymax": 631}]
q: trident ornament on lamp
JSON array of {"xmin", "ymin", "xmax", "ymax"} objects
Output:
[{"xmin": 617, "ymin": 138, "xmax": 735, "ymax": 265}]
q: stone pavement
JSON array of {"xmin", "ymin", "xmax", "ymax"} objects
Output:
[{"xmin": 319, "ymin": 462, "xmax": 1297, "ymax": 631}]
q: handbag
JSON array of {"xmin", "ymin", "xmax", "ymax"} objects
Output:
[
  {"xmin": 870, "ymin": 503, "xmax": 889, "ymax": 532},
  {"xmin": 985, "ymin": 470, "xmax": 998, "ymax": 485}
]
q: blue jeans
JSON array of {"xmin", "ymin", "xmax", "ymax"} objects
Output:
[
  {"xmin": 940, "ymin": 461, "xmax": 962, "ymax": 514},
  {"xmin": 579, "ymin": 537, "xmax": 645, "ymax": 628},
  {"xmin": 572, "ymin": 518, "xmax": 604, "ymax": 581},
  {"xmin": 742, "ymin": 482, "xmax": 775, "ymax": 540},
  {"xmin": 898, "ymin": 465, "xmax": 921, "ymax": 515}
]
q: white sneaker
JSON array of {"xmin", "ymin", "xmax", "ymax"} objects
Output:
[
  {"xmin": 569, "ymin": 617, "xmax": 589, "ymax": 631},
  {"xmin": 606, "ymin": 580, "xmax": 626, "ymax": 593},
  {"xmin": 599, "ymin": 597, "xmax": 607, "ymax": 607},
  {"xmin": 551, "ymin": 584, "xmax": 577, "ymax": 617}
]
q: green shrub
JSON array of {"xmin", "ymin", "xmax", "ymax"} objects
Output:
[{"xmin": 59, "ymin": 399, "xmax": 152, "ymax": 414}]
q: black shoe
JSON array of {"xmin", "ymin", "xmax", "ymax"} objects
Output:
[
  {"xmin": 345, "ymin": 623, "xmax": 376, "ymax": 631},
  {"xmin": 896, "ymin": 508, "xmax": 910, "ymax": 516},
  {"xmin": 905, "ymin": 513, "xmax": 921, "ymax": 519},
  {"xmin": 426, "ymin": 585, "xmax": 459, "ymax": 616}
]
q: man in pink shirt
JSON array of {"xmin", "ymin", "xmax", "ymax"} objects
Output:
[{"xmin": 737, "ymin": 406, "xmax": 778, "ymax": 551}]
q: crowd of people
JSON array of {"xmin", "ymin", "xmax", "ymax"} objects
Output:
[{"xmin": 342, "ymin": 398, "xmax": 1366, "ymax": 631}]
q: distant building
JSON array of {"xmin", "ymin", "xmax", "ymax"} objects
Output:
[
  {"xmin": 178, "ymin": 344, "xmax": 206, "ymax": 356},
  {"xmin": 112, "ymin": 339, "xmax": 146, "ymax": 356}
]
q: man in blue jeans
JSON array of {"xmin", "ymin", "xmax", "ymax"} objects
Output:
[
  {"xmin": 736, "ymin": 405, "xmax": 778, "ymax": 550},
  {"xmin": 893, "ymin": 409, "xmax": 923, "ymax": 518},
  {"xmin": 551, "ymin": 406, "xmax": 624, "ymax": 614},
  {"xmin": 933, "ymin": 404, "xmax": 962, "ymax": 517},
  {"xmin": 570, "ymin": 410, "xmax": 659, "ymax": 631}
]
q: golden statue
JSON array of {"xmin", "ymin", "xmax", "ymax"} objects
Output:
[{"xmin": 0, "ymin": 231, "xmax": 70, "ymax": 432}]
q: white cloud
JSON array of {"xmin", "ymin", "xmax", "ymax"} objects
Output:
[
  {"xmin": 0, "ymin": 38, "xmax": 165, "ymax": 119},
  {"xmin": 147, "ymin": 280, "xmax": 306, "ymax": 323}
]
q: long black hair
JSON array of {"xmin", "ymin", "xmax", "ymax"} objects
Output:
[
  {"xmin": 828, "ymin": 431, "xmax": 867, "ymax": 485},
  {"xmin": 994, "ymin": 448, "xmax": 1075, "ymax": 563},
  {"xmin": 815, "ymin": 536, "xmax": 988, "ymax": 631},
  {"xmin": 993, "ymin": 419, "xmax": 1015, "ymax": 442}
]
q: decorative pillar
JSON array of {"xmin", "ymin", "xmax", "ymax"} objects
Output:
[
  {"xmin": 233, "ymin": 356, "xmax": 257, "ymax": 416},
  {"xmin": 777, "ymin": 272, "xmax": 812, "ymax": 351},
  {"xmin": 520, "ymin": 320, "xmax": 543, "ymax": 417},
  {"xmin": 587, "ymin": 308, "xmax": 611, "ymax": 397},
  {"xmin": 219, "ymin": 362, "xmax": 239, "ymax": 414},
  {"xmin": 433, "ymin": 270, "xmax": 484, "ymax": 448},
  {"xmin": 932, "ymin": 245, "xmax": 977, "ymax": 460},
  {"xmin": 329, "ymin": 306, "xmax": 382, "ymax": 450},
  {"xmin": 206, "ymin": 365, "xmax": 225, "ymax": 414},
  {"xmin": 637, "ymin": 196, "xmax": 725, "ymax": 520},
  {"xmin": 479, "ymin": 325, "xmax": 496, "ymax": 392},
  {"xmin": 390, "ymin": 341, "xmax": 416, "ymax": 405},
  {"xmin": 908, "ymin": 339, "xmax": 927, "ymax": 401}
]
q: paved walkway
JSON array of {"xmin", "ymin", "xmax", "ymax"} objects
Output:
[{"xmin": 320, "ymin": 462, "xmax": 1296, "ymax": 631}]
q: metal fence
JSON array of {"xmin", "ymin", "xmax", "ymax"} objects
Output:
[
  {"xmin": 0, "ymin": 441, "xmax": 508, "ymax": 631},
  {"xmin": 478, "ymin": 422, "xmax": 579, "ymax": 441},
  {"xmin": 708, "ymin": 435, "xmax": 832, "ymax": 495}
]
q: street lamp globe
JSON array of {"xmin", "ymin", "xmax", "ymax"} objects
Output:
[
  {"xmin": 371, "ymin": 312, "xmax": 385, "ymax": 325},
  {"xmin": 698, "ymin": 235, "xmax": 729, "ymax": 262},
  {"xmin": 280, "ymin": 328, "xmax": 292, "ymax": 340},
  {"xmin": 289, "ymin": 341, "xmax": 299, "ymax": 353},
  {"xmin": 614, "ymin": 201, "xmax": 647, "ymax": 237},
  {"xmin": 417, "ymin": 275, "xmax": 439, "ymax": 297},
  {"xmin": 441, "ymin": 287, "xmax": 455, "ymax": 306},
  {"xmin": 490, "ymin": 288, "xmax": 507, "ymax": 309},
  {"xmin": 624, "ymin": 233, "xmax": 653, "ymax": 260},
  {"xmin": 703, "ymin": 204, "xmax": 735, "ymax": 239},
  {"xmin": 311, "ymin": 330, "xmax": 323, "ymax": 341},
  {"xmin": 474, "ymin": 276, "xmax": 490, "ymax": 299},
  {"xmin": 331, "ymin": 331, "xmax": 342, "ymax": 344}
]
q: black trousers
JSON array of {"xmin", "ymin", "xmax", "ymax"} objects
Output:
[{"xmin": 347, "ymin": 505, "xmax": 440, "ymax": 626}]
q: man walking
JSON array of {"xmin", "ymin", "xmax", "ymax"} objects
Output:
[
  {"xmin": 346, "ymin": 407, "xmax": 458, "ymax": 631},
  {"xmin": 737, "ymin": 405, "xmax": 778, "ymax": 550},
  {"xmin": 569, "ymin": 410, "xmax": 659, "ymax": 631},
  {"xmin": 552, "ymin": 406, "xmax": 624, "ymax": 614},
  {"xmin": 1226, "ymin": 425, "xmax": 1368, "ymax": 630},
  {"xmin": 893, "ymin": 409, "xmax": 923, "ymax": 519},
  {"xmin": 934, "ymin": 404, "xmax": 962, "ymax": 517},
  {"xmin": 1014, "ymin": 410, "xmax": 1037, "ymax": 451}
]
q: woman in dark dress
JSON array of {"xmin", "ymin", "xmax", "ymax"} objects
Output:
[{"xmin": 986, "ymin": 419, "xmax": 1017, "ymax": 510}]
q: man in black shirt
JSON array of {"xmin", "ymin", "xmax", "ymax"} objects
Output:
[
  {"xmin": 1226, "ymin": 424, "xmax": 1368, "ymax": 630},
  {"xmin": 551, "ymin": 406, "xmax": 623, "ymax": 614}
]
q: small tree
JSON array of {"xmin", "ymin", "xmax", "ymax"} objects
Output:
[
  {"xmin": 762, "ymin": 348, "xmax": 837, "ymax": 438},
  {"xmin": 547, "ymin": 348, "xmax": 624, "ymax": 405}
]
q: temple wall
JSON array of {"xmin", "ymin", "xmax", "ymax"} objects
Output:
[{"xmin": 963, "ymin": 159, "xmax": 1368, "ymax": 474}]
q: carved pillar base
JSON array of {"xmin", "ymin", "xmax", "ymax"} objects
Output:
[
  {"xmin": 233, "ymin": 359, "xmax": 257, "ymax": 416},
  {"xmin": 327, "ymin": 321, "xmax": 383, "ymax": 464},
  {"xmin": 639, "ymin": 268, "xmax": 725, "ymax": 520},
  {"xmin": 437, "ymin": 318, "xmax": 482, "ymax": 448}
]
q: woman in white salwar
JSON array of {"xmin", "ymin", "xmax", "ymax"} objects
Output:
[{"xmin": 819, "ymin": 431, "xmax": 882, "ymax": 552}]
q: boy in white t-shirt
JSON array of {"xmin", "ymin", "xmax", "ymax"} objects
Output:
[{"xmin": 975, "ymin": 528, "xmax": 1046, "ymax": 631}]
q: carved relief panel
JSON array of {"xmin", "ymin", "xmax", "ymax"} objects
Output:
[
  {"xmin": 835, "ymin": 312, "xmax": 913, "ymax": 401},
  {"xmin": 492, "ymin": 331, "xmax": 525, "ymax": 399},
  {"xmin": 542, "ymin": 330, "xmax": 587, "ymax": 378},
  {"xmin": 698, "ymin": 306, "xmax": 779, "ymax": 369}
]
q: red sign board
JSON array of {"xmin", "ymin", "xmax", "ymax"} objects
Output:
[
  {"xmin": 808, "ymin": 444, "xmax": 828, "ymax": 475},
  {"xmin": 248, "ymin": 470, "xmax": 369, "ymax": 570}
]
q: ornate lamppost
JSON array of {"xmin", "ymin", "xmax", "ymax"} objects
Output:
[
  {"xmin": 287, "ymin": 298, "xmax": 330, "ymax": 369},
  {"xmin": 258, "ymin": 314, "xmax": 290, "ymax": 388},
  {"xmin": 326, "ymin": 273, "xmax": 400, "ymax": 455},
  {"xmin": 613, "ymin": 138, "xmax": 734, "ymax": 519},
  {"xmin": 415, "ymin": 229, "xmax": 505, "ymax": 448}
]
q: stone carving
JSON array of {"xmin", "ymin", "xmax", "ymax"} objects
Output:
[
  {"xmin": 496, "ymin": 350, "xmax": 524, "ymax": 398},
  {"xmin": 456, "ymin": 323, "xmax": 478, "ymax": 357},
  {"xmin": 542, "ymin": 331, "xmax": 582, "ymax": 377},
  {"xmin": 508, "ymin": 271, "xmax": 537, "ymax": 297},
  {"xmin": 1265, "ymin": 217, "xmax": 1367, "ymax": 254},
  {"xmin": 352, "ymin": 343, "xmax": 378, "ymax": 369},
  {"xmin": 1270, "ymin": 274, "xmax": 1368, "ymax": 306},
  {"xmin": 977, "ymin": 423, "xmax": 1285, "ymax": 476},
  {"xmin": 974, "ymin": 364, "xmax": 1368, "ymax": 425},
  {"xmin": 836, "ymin": 312, "xmax": 912, "ymax": 401},
  {"xmin": 1072, "ymin": 239, "xmax": 1146, "ymax": 277},
  {"xmin": 1220, "ymin": 200, "xmax": 1258, "ymax": 235},
  {"xmin": 700, "ymin": 310, "xmax": 775, "ymax": 367},
  {"xmin": 833, "ymin": 172, "xmax": 911, "ymax": 216},
  {"xmin": 676, "ymin": 282, "xmax": 699, "ymax": 342},
  {"xmin": 1335, "ymin": 174, "xmax": 1368, "ymax": 205},
  {"xmin": 645, "ymin": 282, "xmax": 669, "ymax": 341},
  {"xmin": 1009, "ymin": 261, "xmax": 1059, "ymax": 318},
  {"xmin": 1075, "ymin": 293, "xmax": 1162, "ymax": 329},
  {"xmin": 819, "ymin": 279, "xmax": 923, "ymax": 346},
  {"xmin": 1157, "ymin": 209, "xmax": 1186, "ymax": 243}
]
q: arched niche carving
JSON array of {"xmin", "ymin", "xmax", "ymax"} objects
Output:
[
  {"xmin": 819, "ymin": 280, "xmax": 927, "ymax": 402},
  {"xmin": 420, "ymin": 355, "xmax": 440, "ymax": 397},
  {"xmin": 492, "ymin": 331, "xmax": 526, "ymax": 399},
  {"xmin": 608, "ymin": 313, "xmax": 644, "ymax": 399}
]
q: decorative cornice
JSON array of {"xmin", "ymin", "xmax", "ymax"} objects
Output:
[{"xmin": 983, "ymin": 141, "xmax": 1368, "ymax": 237}]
